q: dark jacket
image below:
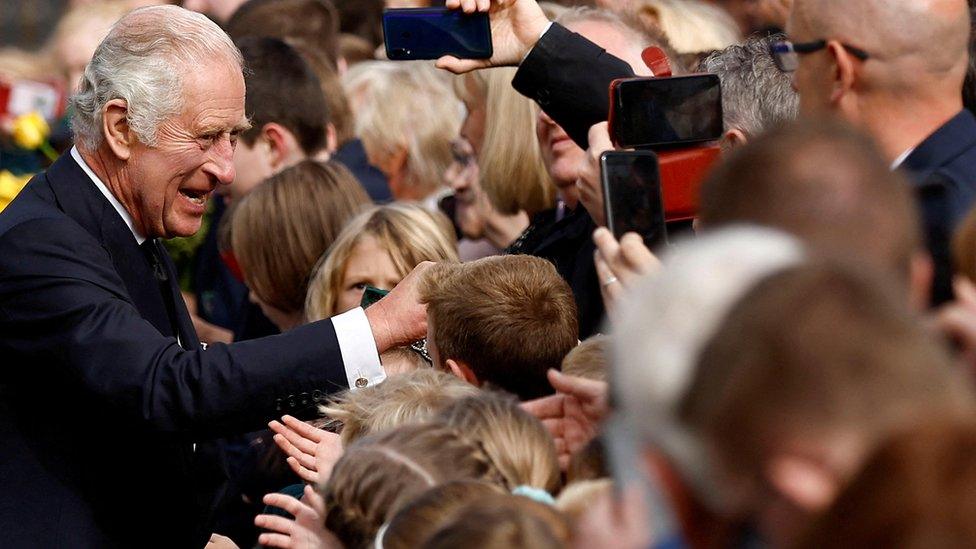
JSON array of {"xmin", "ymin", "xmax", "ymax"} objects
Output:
[
  {"xmin": 0, "ymin": 153, "xmax": 351, "ymax": 548},
  {"xmin": 334, "ymin": 138, "xmax": 392, "ymax": 203},
  {"xmin": 902, "ymin": 110, "xmax": 976, "ymax": 305}
]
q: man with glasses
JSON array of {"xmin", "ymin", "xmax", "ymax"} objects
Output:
[{"xmin": 772, "ymin": 0, "xmax": 975, "ymax": 304}]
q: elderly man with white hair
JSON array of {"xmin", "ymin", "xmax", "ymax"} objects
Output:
[{"xmin": 0, "ymin": 6, "xmax": 427, "ymax": 547}]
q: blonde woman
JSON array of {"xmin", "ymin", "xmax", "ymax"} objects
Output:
[
  {"xmin": 230, "ymin": 160, "xmax": 371, "ymax": 331},
  {"xmin": 342, "ymin": 61, "xmax": 462, "ymax": 200},
  {"xmin": 304, "ymin": 202, "xmax": 458, "ymax": 321}
]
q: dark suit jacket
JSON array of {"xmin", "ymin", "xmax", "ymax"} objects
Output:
[
  {"xmin": 0, "ymin": 153, "xmax": 352, "ymax": 548},
  {"xmin": 902, "ymin": 110, "xmax": 976, "ymax": 305},
  {"xmin": 512, "ymin": 23, "xmax": 635, "ymax": 149},
  {"xmin": 509, "ymin": 206, "xmax": 605, "ymax": 338}
]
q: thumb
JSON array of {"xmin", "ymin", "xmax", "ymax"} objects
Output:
[
  {"xmin": 547, "ymin": 368, "xmax": 607, "ymax": 401},
  {"xmin": 435, "ymin": 55, "xmax": 490, "ymax": 74}
]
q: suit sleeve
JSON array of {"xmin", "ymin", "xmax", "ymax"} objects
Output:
[
  {"xmin": 0, "ymin": 217, "xmax": 349, "ymax": 438},
  {"xmin": 512, "ymin": 23, "xmax": 636, "ymax": 148}
]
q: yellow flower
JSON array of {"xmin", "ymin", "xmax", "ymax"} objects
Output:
[
  {"xmin": 0, "ymin": 170, "xmax": 32, "ymax": 213},
  {"xmin": 11, "ymin": 111, "xmax": 51, "ymax": 150}
]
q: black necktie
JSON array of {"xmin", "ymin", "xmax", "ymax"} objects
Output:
[{"xmin": 140, "ymin": 239, "xmax": 181, "ymax": 340}]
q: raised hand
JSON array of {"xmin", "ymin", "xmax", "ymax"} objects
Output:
[
  {"xmin": 364, "ymin": 261, "xmax": 434, "ymax": 353},
  {"xmin": 435, "ymin": 0, "xmax": 552, "ymax": 74},
  {"xmin": 255, "ymin": 486, "xmax": 340, "ymax": 549},
  {"xmin": 269, "ymin": 415, "xmax": 344, "ymax": 485},
  {"xmin": 522, "ymin": 369, "xmax": 609, "ymax": 469},
  {"xmin": 593, "ymin": 227, "xmax": 661, "ymax": 319}
]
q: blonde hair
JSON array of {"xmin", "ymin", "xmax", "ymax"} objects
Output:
[
  {"xmin": 422, "ymin": 494, "xmax": 570, "ymax": 549},
  {"xmin": 231, "ymin": 160, "xmax": 370, "ymax": 315},
  {"xmin": 304, "ymin": 202, "xmax": 458, "ymax": 321},
  {"xmin": 634, "ymin": 0, "xmax": 741, "ymax": 53},
  {"xmin": 321, "ymin": 423, "xmax": 504, "ymax": 549},
  {"xmin": 555, "ymin": 479, "xmax": 613, "ymax": 522},
  {"xmin": 382, "ymin": 481, "xmax": 506, "ymax": 549},
  {"xmin": 343, "ymin": 61, "xmax": 461, "ymax": 199},
  {"xmin": 455, "ymin": 68, "xmax": 555, "ymax": 217},
  {"xmin": 561, "ymin": 335, "xmax": 609, "ymax": 382},
  {"xmin": 319, "ymin": 369, "xmax": 479, "ymax": 446},
  {"xmin": 438, "ymin": 392, "xmax": 561, "ymax": 494}
]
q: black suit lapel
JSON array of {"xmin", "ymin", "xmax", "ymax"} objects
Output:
[
  {"xmin": 157, "ymin": 244, "xmax": 201, "ymax": 349},
  {"xmin": 46, "ymin": 152, "xmax": 179, "ymax": 341}
]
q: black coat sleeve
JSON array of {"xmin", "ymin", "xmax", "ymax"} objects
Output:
[
  {"xmin": 0, "ymin": 217, "xmax": 350, "ymax": 438},
  {"xmin": 512, "ymin": 23, "xmax": 636, "ymax": 148}
]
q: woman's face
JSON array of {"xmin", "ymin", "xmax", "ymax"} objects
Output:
[
  {"xmin": 335, "ymin": 235, "xmax": 405, "ymax": 314},
  {"xmin": 445, "ymin": 138, "xmax": 491, "ymax": 239}
]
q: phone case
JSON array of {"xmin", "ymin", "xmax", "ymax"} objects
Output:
[{"xmin": 382, "ymin": 8, "xmax": 492, "ymax": 60}]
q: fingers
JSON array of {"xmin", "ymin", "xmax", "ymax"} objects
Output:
[
  {"xmin": 256, "ymin": 532, "xmax": 293, "ymax": 548},
  {"xmin": 303, "ymin": 485, "xmax": 326, "ymax": 515},
  {"xmin": 587, "ymin": 121, "xmax": 613, "ymax": 152},
  {"xmin": 435, "ymin": 55, "xmax": 491, "ymax": 74},
  {"xmin": 285, "ymin": 456, "xmax": 319, "ymax": 484},
  {"xmin": 281, "ymin": 415, "xmax": 325, "ymax": 441},
  {"xmin": 594, "ymin": 247, "xmax": 623, "ymax": 315},
  {"xmin": 271, "ymin": 433, "xmax": 314, "ymax": 465},
  {"xmin": 263, "ymin": 492, "xmax": 307, "ymax": 517},
  {"xmin": 619, "ymin": 233, "xmax": 660, "ymax": 274},
  {"xmin": 547, "ymin": 368, "xmax": 608, "ymax": 404},
  {"xmin": 520, "ymin": 393, "xmax": 565, "ymax": 419}
]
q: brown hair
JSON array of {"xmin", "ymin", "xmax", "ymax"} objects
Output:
[
  {"xmin": 560, "ymin": 335, "xmax": 609, "ymax": 382},
  {"xmin": 381, "ymin": 481, "xmax": 506, "ymax": 549},
  {"xmin": 289, "ymin": 42, "xmax": 355, "ymax": 145},
  {"xmin": 304, "ymin": 203, "xmax": 459, "ymax": 320},
  {"xmin": 422, "ymin": 494, "xmax": 570, "ymax": 549},
  {"xmin": 231, "ymin": 160, "xmax": 370, "ymax": 315},
  {"xmin": 438, "ymin": 392, "xmax": 561, "ymax": 493},
  {"xmin": 320, "ymin": 423, "xmax": 503, "ymax": 549},
  {"xmin": 226, "ymin": 0, "xmax": 341, "ymax": 69},
  {"xmin": 681, "ymin": 262, "xmax": 975, "ymax": 500},
  {"xmin": 796, "ymin": 418, "xmax": 976, "ymax": 549},
  {"xmin": 319, "ymin": 369, "xmax": 479, "ymax": 446},
  {"xmin": 420, "ymin": 255, "xmax": 579, "ymax": 400},
  {"xmin": 700, "ymin": 118, "xmax": 922, "ymax": 286}
]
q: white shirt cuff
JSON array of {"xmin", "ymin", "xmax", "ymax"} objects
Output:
[{"xmin": 332, "ymin": 307, "xmax": 385, "ymax": 390}]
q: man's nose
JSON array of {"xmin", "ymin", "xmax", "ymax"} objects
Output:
[{"xmin": 208, "ymin": 138, "xmax": 236, "ymax": 185}]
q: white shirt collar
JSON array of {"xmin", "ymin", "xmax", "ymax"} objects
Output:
[
  {"xmin": 891, "ymin": 147, "xmax": 916, "ymax": 170},
  {"xmin": 70, "ymin": 146, "xmax": 147, "ymax": 245}
]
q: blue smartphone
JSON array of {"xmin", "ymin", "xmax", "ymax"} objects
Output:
[{"xmin": 382, "ymin": 8, "xmax": 492, "ymax": 60}]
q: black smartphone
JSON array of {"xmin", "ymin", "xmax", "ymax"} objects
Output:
[
  {"xmin": 382, "ymin": 8, "xmax": 492, "ymax": 60},
  {"xmin": 609, "ymin": 74, "xmax": 723, "ymax": 149},
  {"xmin": 360, "ymin": 286, "xmax": 389, "ymax": 309},
  {"xmin": 601, "ymin": 151, "xmax": 668, "ymax": 249}
]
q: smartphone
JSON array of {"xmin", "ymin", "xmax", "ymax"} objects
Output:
[
  {"xmin": 601, "ymin": 151, "xmax": 668, "ymax": 249},
  {"xmin": 608, "ymin": 74, "xmax": 723, "ymax": 149},
  {"xmin": 382, "ymin": 8, "xmax": 492, "ymax": 60},
  {"xmin": 360, "ymin": 286, "xmax": 390, "ymax": 309}
]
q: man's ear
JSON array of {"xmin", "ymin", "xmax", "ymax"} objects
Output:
[
  {"xmin": 765, "ymin": 454, "xmax": 840, "ymax": 513},
  {"xmin": 262, "ymin": 122, "xmax": 302, "ymax": 171},
  {"xmin": 102, "ymin": 99, "xmax": 135, "ymax": 160},
  {"xmin": 325, "ymin": 123, "xmax": 339, "ymax": 154},
  {"xmin": 827, "ymin": 40, "xmax": 858, "ymax": 107},
  {"xmin": 722, "ymin": 128, "xmax": 749, "ymax": 150},
  {"xmin": 909, "ymin": 250, "xmax": 934, "ymax": 311},
  {"xmin": 445, "ymin": 358, "xmax": 480, "ymax": 386}
]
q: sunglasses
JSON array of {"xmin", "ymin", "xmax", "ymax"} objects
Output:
[{"xmin": 770, "ymin": 39, "xmax": 870, "ymax": 72}]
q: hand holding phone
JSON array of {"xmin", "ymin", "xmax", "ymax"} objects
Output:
[
  {"xmin": 600, "ymin": 151, "xmax": 668, "ymax": 250},
  {"xmin": 383, "ymin": 8, "xmax": 492, "ymax": 60},
  {"xmin": 608, "ymin": 74, "xmax": 723, "ymax": 149}
]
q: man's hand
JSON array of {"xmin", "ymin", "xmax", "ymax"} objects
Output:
[
  {"xmin": 576, "ymin": 122, "xmax": 616, "ymax": 225},
  {"xmin": 522, "ymin": 369, "xmax": 609, "ymax": 469},
  {"xmin": 364, "ymin": 261, "xmax": 433, "ymax": 353},
  {"xmin": 435, "ymin": 0, "xmax": 551, "ymax": 74},
  {"xmin": 269, "ymin": 415, "xmax": 344, "ymax": 485},
  {"xmin": 593, "ymin": 227, "xmax": 661, "ymax": 319},
  {"xmin": 255, "ymin": 486, "xmax": 340, "ymax": 549}
]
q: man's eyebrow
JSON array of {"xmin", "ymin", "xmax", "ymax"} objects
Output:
[{"xmin": 233, "ymin": 119, "xmax": 253, "ymax": 133}]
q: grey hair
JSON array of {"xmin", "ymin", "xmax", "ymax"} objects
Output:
[
  {"xmin": 699, "ymin": 34, "xmax": 799, "ymax": 138},
  {"xmin": 611, "ymin": 226, "xmax": 805, "ymax": 510},
  {"xmin": 70, "ymin": 5, "xmax": 243, "ymax": 151}
]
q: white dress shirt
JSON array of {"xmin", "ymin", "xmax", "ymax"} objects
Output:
[{"xmin": 69, "ymin": 147, "xmax": 386, "ymax": 390}]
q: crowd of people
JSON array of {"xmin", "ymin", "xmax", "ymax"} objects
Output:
[{"xmin": 4, "ymin": 0, "xmax": 976, "ymax": 547}]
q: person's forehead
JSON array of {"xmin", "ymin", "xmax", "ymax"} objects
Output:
[{"xmin": 178, "ymin": 59, "xmax": 248, "ymax": 130}]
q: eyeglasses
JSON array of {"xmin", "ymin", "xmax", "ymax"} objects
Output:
[{"xmin": 770, "ymin": 39, "xmax": 870, "ymax": 72}]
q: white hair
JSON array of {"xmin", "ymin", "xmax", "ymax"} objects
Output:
[
  {"xmin": 70, "ymin": 5, "xmax": 243, "ymax": 151},
  {"xmin": 611, "ymin": 226, "xmax": 805, "ymax": 508}
]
